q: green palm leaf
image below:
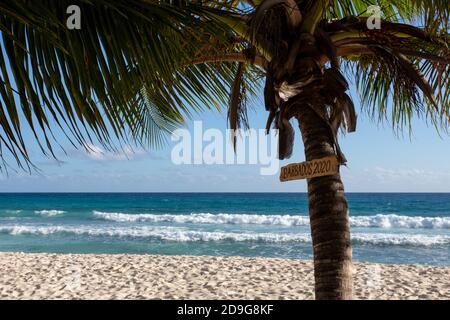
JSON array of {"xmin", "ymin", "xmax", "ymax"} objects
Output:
[{"xmin": 0, "ymin": 0, "xmax": 449, "ymax": 170}]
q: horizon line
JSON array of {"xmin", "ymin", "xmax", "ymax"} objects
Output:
[{"xmin": 1, "ymin": 191, "xmax": 450, "ymax": 194}]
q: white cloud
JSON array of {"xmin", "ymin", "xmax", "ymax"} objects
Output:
[
  {"xmin": 342, "ymin": 166, "xmax": 450, "ymax": 192},
  {"xmin": 369, "ymin": 166, "xmax": 450, "ymax": 182},
  {"xmin": 84, "ymin": 144, "xmax": 146, "ymax": 161}
]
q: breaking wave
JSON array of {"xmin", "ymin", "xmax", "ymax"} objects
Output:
[
  {"xmin": 93, "ymin": 211, "xmax": 450, "ymax": 229},
  {"xmin": 2, "ymin": 210, "xmax": 22, "ymax": 214},
  {"xmin": 1, "ymin": 225, "xmax": 448, "ymax": 246},
  {"xmin": 34, "ymin": 210, "xmax": 66, "ymax": 217}
]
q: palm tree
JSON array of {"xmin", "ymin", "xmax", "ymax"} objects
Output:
[{"xmin": 1, "ymin": 0, "xmax": 449, "ymax": 299}]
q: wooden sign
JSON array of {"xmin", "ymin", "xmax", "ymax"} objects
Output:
[{"xmin": 280, "ymin": 156, "xmax": 339, "ymax": 182}]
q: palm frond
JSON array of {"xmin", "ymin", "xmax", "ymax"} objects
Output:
[
  {"xmin": 1, "ymin": 0, "xmax": 449, "ymax": 170},
  {"xmin": 324, "ymin": 16, "xmax": 450, "ymax": 131},
  {"xmin": 228, "ymin": 62, "xmax": 246, "ymax": 150},
  {"xmin": 0, "ymin": 0, "xmax": 194, "ymax": 169},
  {"xmin": 0, "ymin": 0, "xmax": 264, "ymax": 170}
]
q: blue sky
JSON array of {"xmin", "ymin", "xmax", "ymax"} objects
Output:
[{"xmin": 1, "ymin": 85, "xmax": 450, "ymax": 193}]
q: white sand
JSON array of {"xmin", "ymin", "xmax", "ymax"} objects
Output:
[{"xmin": 0, "ymin": 253, "xmax": 448, "ymax": 299}]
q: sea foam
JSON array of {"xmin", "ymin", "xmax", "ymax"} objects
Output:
[
  {"xmin": 4, "ymin": 210, "xmax": 22, "ymax": 214},
  {"xmin": 1, "ymin": 224, "xmax": 448, "ymax": 246},
  {"xmin": 93, "ymin": 211, "xmax": 450, "ymax": 229},
  {"xmin": 93, "ymin": 211, "xmax": 310, "ymax": 226},
  {"xmin": 34, "ymin": 210, "xmax": 66, "ymax": 217}
]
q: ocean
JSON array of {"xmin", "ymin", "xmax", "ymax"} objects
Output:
[{"xmin": 0, "ymin": 193, "xmax": 448, "ymax": 265}]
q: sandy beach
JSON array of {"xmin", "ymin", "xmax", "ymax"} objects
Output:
[{"xmin": 0, "ymin": 253, "xmax": 448, "ymax": 300}]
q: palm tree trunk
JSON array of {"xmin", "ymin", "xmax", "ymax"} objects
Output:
[{"xmin": 295, "ymin": 105, "xmax": 353, "ymax": 300}]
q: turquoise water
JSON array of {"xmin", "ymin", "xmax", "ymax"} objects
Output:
[{"xmin": 0, "ymin": 193, "xmax": 449, "ymax": 265}]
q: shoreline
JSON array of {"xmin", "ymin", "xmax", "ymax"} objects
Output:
[{"xmin": 0, "ymin": 252, "xmax": 449, "ymax": 299}]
